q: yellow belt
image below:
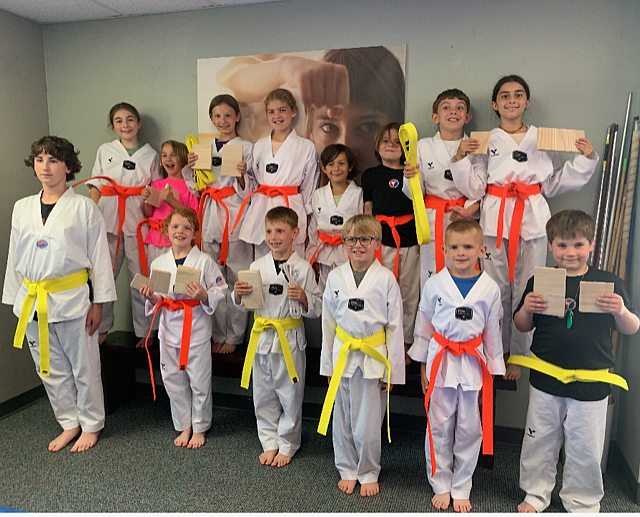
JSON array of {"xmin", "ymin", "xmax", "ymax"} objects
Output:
[
  {"xmin": 508, "ymin": 353, "xmax": 628, "ymax": 390},
  {"xmin": 399, "ymin": 122, "xmax": 430, "ymax": 245},
  {"xmin": 13, "ymin": 269, "xmax": 90, "ymax": 377},
  {"xmin": 240, "ymin": 316, "xmax": 303, "ymax": 389},
  {"xmin": 185, "ymin": 134, "xmax": 216, "ymax": 191},
  {"xmin": 317, "ymin": 326, "xmax": 392, "ymax": 442}
]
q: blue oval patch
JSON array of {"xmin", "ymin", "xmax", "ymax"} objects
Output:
[
  {"xmin": 36, "ymin": 240, "xmax": 48, "ymax": 249},
  {"xmin": 389, "ymin": 178, "xmax": 399, "ymax": 188}
]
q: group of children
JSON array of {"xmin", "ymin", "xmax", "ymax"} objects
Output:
[{"xmin": 4, "ymin": 73, "xmax": 639, "ymax": 513}]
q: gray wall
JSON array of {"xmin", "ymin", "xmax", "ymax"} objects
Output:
[
  {"xmin": 12, "ymin": 0, "xmax": 640, "ymax": 480},
  {"xmin": 0, "ymin": 9, "xmax": 50, "ymax": 404}
]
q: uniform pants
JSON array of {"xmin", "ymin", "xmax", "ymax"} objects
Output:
[
  {"xmin": 317, "ymin": 263, "xmax": 334, "ymax": 295},
  {"xmin": 160, "ymin": 340, "xmax": 213, "ymax": 433},
  {"xmin": 252, "ymin": 346, "xmax": 306, "ymax": 457},
  {"xmin": 427, "ymin": 385, "xmax": 481, "ymax": 500},
  {"xmin": 26, "ymin": 316, "xmax": 105, "ymax": 433},
  {"xmin": 482, "ymin": 236, "xmax": 547, "ymax": 356},
  {"xmin": 520, "ymin": 386, "xmax": 607, "ymax": 513},
  {"xmin": 202, "ymin": 240, "xmax": 252, "ymax": 345},
  {"xmin": 380, "ymin": 244, "xmax": 419, "ymax": 344},
  {"xmin": 100, "ymin": 232, "xmax": 152, "ymax": 338},
  {"xmin": 333, "ymin": 367, "xmax": 385, "ymax": 484}
]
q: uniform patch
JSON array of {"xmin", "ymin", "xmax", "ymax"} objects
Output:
[
  {"xmin": 389, "ymin": 178, "xmax": 399, "ymax": 189},
  {"xmin": 36, "ymin": 240, "xmax": 48, "ymax": 249},
  {"xmin": 444, "ymin": 169, "xmax": 453, "ymax": 181},
  {"xmin": 108, "ymin": 157, "xmax": 113, "ymax": 163},
  {"xmin": 123, "ymin": 160, "xmax": 136, "ymax": 170},
  {"xmin": 427, "ymin": 162, "xmax": 434, "ymax": 170},
  {"xmin": 269, "ymin": 284, "xmax": 284, "ymax": 295},
  {"xmin": 212, "ymin": 157, "xmax": 222, "ymax": 167},
  {"xmin": 512, "ymin": 150, "xmax": 528, "ymax": 162},
  {"xmin": 490, "ymin": 149, "xmax": 499, "ymax": 157},
  {"xmin": 348, "ymin": 298, "xmax": 365, "ymax": 311},
  {"xmin": 266, "ymin": 163, "xmax": 278, "ymax": 174},
  {"xmin": 455, "ymin": 306, "xmax": 474, "ymax": 320},
  {"xmin": 215, "ymin": 275, "xmax": 226, "ymax": 286},
  {"xmin": 330, "ymin": 215, "xmax": 344, "ymax": 226},
  {"xmin": 334, "ymin": 290, "xmax": 339, "ymax": 298}
]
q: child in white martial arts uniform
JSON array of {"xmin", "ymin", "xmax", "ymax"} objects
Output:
[
  {"xmin": 233, "ymin": 207, "xmax": 321, "ymax": 467},
  {"xmin": 512, "ymin": 210, "xmax": 638, "ymax": 513},
  {"xmin": 450, "ymin": 75, "xmax": 598, "ymax": 381},
  {"xmin": 402, "ymin": 89, "xmax": 480, "ymax": 291},
  {"xmin": 3, "ymin": 136, "xmax": 116, "ymax": 453},
  {"xmin": 362, "ymin": 123, "xmax": 419, "ymax": 364},
  {"xmin": 320, "ymin": 214, "xmax": 405, "ymax": 497},
  {"xmin": 141, "ymin": 140, "xmax": 198, "ymax": 274},
  {"xmin": 185, "ymin": 94, "xmax": 255, "ymax": 356},
  {"xmin": 408, "ymin": 220, "xmax": 504, "ymax": 513},
  {"xmin": 307, "ymin": 144, "xmax": 363, "ymax": 292},
  {"xmin": 140, "ymin": 208, "xmax": 227, "ymax": 449},
  {"xmin": 233, "ymin": 88, "xmax": 319, "ymax": 259},
  {"xmin": 86, "ymin": 102, "xmax": 161, "ymax": 348}
]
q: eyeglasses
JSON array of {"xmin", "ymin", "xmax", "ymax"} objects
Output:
[{"xmin": 344, "ymin": 236, "xmax": 378, "ymax": 246}]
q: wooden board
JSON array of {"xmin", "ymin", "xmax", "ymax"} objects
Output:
[
  {"xmin": 469, "ymin": 131, "xmax": 491, "ymax": 155},
  {"xmin": 173, "ymin": 265, "xmax": 201, "ymax": 294},
  {"xmin": 533, "ymin": 267, "xmax": 566, "ymax": 317},
  {"xmin": 537, "ymin": 128, "xmax": 585, "ymax": 152},
  {"xmin": 192, "ymin": 143, "xmax": 212, "ymax": 170},
  {"xmin": 238, "ymin": 270, "xmax": 264, "ymax": 309},
  {"xmin": 579, "ymin": 281, "xmax": 614, "ymax": 313},
  {"xmin": 129, "ymin": 270, "xmax": 172, "ymax": 295},
  {"xmin": 144, "ymin": 186, "xmax": 162, "ymax": 208},
  {"xmin": 221, "ymin": 144, "xmax": 244, "ymax": 177}
]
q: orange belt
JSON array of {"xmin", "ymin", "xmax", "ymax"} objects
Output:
[
  {"xmin": 487, "ymin": 183, "xmax": 541, "ymax": 283},
  {"xmin": 374, "ymin": 214, "xmax": 414, "ymax": 279},
  {"xmin": 73, "ymin": 175, "xmax": 145, "ymax": 271},
  {"xmin": 425, "ymin": 331, "xmax": 493, "ymax": 477},
  {"xmin": 145, "ymin": 297, "xmax": 202, "ymax": 400},
  {"xmin": 424, "ymin": 195, "xmax": 467, "ymax": 273},
  {"xmin": 309, "ymin": 231, "xmax": 343, "ymax": 265},
  {"xmin": 197, "ymin": 186, "xmax": 237, "ymax": 265},
  {"xmin": 231, "ymin": 185, "xmax": 299, "ymax": 235},
  {"xmin": 136, "ymin": 219, "xmax": 164, "ymax": 277}
]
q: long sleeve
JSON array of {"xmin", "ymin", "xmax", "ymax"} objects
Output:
[
  {"xmin": 450, "ymin": 154, "xmax": 489, "ymax": 200},
  {"xmin": 2, "ymin": 210, "xmax": 22, "ymax": 306},
  {"xmin": 299, "ymin": 146, "xmax": 320, "ymax": 215},
  {"xmin": 408, "ymin": 285, "xmax": 435, "ymax": 364},
  {"xmin": 482, "ymin": 289, "xmax": 505, "ymax": 375},
  {"xmin": 541, "ymin": 152, "xmax": 599, "ymax": 198}
]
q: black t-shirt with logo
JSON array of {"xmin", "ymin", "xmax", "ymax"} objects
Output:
[{"xmin": 361, "ymin": 164, "xmax": 417, "ymax": 248}]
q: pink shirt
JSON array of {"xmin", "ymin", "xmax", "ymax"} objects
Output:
[{"xmin": 144, "ymin": 178, "xmax": 199, "ymax": 247}]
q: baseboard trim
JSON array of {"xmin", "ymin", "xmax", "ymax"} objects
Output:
[{"xmin": 0, "ymin": 385, "xmax": 46, "ymax": 419}]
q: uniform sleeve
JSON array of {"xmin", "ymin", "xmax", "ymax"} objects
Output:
[
  {"xmin": 450, "ymin": 153, "xmax": 489, "ymax": 200},
  {"xmin": 236, "ymin": 143, "xmax": 256, "ymax": 199},
  {"xmin": 356, "ymin": 189, "xmax": 364, "ymax": 214},
  {"xmin": 300, "ymin": 264, "xmax": 321, "ymax": 319},
  {"xmin": 305, "ymin": 194, "xmax": 319, "ymax": 261},
  {"xmin": 386, "ymin": 278, "xmax": 406, "ymax": 385},
  {"xmin": 483, "ymin": 287, "xmax": 506, "ymax": 375},
  {"xmin": 181, "ymin": 165, "xmax": 200, "ymax": 198},
  {"xmin": 320, "ymin": 276, "xmax": 338, "ymax": 377},
  {"xmin": 201, "ymin": 259, "xmax": 228, "ymax": 315},
  {"xmin": 2, "ymin": 207, "xmax": 22, "ymax": 306},
  {"xmin": 408, "ymin": 283, "xmax": 435, "ymax": 363},
  {"xmin": 541, "ymin": 152, "xmax": 599, "ymax": 198},
  {"xmin": 299, "ymin": 146, "xmax": 320, "ymax": 215},
  {"xmin": 87, "ymin": 206, "xmax": 117, "ymax": 303},
  {"xmin": 85, "ymin": 147, "xmax": 107, "ymax": 191}
]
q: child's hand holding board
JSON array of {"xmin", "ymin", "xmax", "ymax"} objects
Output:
[
  {"xmin": 533, "ymin": 267, "xmax": 566, "ymax": 317},
  {"xmin": 221, "ymin": 144, "xmax": 244, "ymax": 177},
  {"xmin": 237, "ymin": 270, "xmax": 264, "ymax": 309},
  {"xmin": 579, "ymin": 281, "xmax": 615, "ymax": 313}
]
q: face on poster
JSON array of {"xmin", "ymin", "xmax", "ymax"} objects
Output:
[{"xmin": 197, "ymin": 45, "xmax": 406, "ymax": 179}]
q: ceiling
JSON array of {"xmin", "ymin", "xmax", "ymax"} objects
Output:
[{"xmin": 0, "ymin": 0, "xmax": 284, "ymax": 24}]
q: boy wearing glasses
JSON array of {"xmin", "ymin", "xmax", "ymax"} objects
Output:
[{"xmin": 320, "ymin": 214, "xmax": 405, "ymax": 498}]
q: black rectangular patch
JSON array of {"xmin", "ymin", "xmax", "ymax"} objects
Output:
[
  {"xmin": 455, "ymin": 306, "xmax": 474, "ymax": 320},
  {"xmin": 266, "ymin": 163, "xmax": 278, "ymax": 174},
  {"xmin": 268, "ymin": 284, "xmax": 284, "ymax": 295},
  {"xmin": 330, "ymin": 215, "xmax": 344, "ymax": 226},
  {"xmin": 512, "ymin": 150, "xmax": 528, "ymax": 163},
  {"xmin": 348, "ymin": 298, "xmax": 365, "ymax": 312},
  {"xmin": 212, "ymin": 156, "xmax": 222, "ymax": 167},
  {"xmin": 123, "ymin": 160, "xmax": 136, "ymax": 170},
  {"xmin": 444, "ymin": 169, "xmax": 453, "ymax": 181}
]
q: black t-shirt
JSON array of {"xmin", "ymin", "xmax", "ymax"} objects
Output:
[
  {"xmin": 515, "ymin": 267, "xmax": 638, "ymax": 401},
  {"xmin": 361, "ymin": 164, "xmax": 417, "ymax": 248},
  {"xmin": 41, "ymin": 199, "xmax": 56, "ymax": 224}
]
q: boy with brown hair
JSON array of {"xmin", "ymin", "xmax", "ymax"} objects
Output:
[{"xmin": 512, "ymin": 209, "xmax": 638, "ymax": 513}]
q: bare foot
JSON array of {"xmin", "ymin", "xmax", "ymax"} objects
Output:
[
  {"xmin": 98, "ymin": 332, "xmax": 108, "ymax": 345},
  {"xmin": 259, "ymin": 449, "xmax": 278, "ymax": 466},
  {"xmin": 360, "ymin": 481, "xmax": 379, "ymax": 497},
  {"xmin": 404, "ymin": 343, "xmax": 412, "ymax": 366},
  {"xmin": 49, "ymin": 427, "xmax": 81, "ymax": 452},
  {"xmin": 504, "ymin": 363, "xmax": 522, "ymax": 381},
  {"xmin": 211, "ymin": 342, "xmax": 224, "ymax": 353},
  {"xmin": 271, "ymin": 452, "xmax": 292, "ymax": 467},
  {"xmin": 518, "ymin": 501, "xmax": 537, "ymax": 513},
  {"xmin": 135, "ymin": 337, "xmax": 147, "ymax": 349},
  {"xmin": 453, "ymin": 498, "xmax": 472, "ymax": 513},
  {"xmin": 338, "ymin": 479, "xmax": 357, "ymax": 495},
  {"xmin": 174, "ymin": 428, "xmax": 192, "ymax": 447},
  {"xmin": 431, "ymin": 492, "xmax": 451, "ymax": 510},
  {"xmin": 187, "ymin": 431, "xmax": 206, "ymax": 449},
  {"xmin": 217, "ymin": 342, "xmax": 237, "ymax": 355},
  {"xmin": 70, "ymin": 431, "xmax": 100, "ymax": 452}
]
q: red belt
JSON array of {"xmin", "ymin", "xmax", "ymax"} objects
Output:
[
  {"xmin": 197, "ymin": 186, "xmax": 237, "ymax": 265},
  {"xmin": 231, "ymin": 185, "xmax": 299, "ymax": 235},
  {"xmin": 309, "ymin": 231, "xmax": 343, "ymax": 265},
  {"xmin": 487, "ymin": 183, "xmax": 541, "ymax": 283},
  {"xmin": 136, "ymin": 219, "xmax": 163, "ymax": 277},
  {"xmin": 145, "ymin": 297, "xmax": 202, "ymax": 400},
  {"xmin": 424, "ymin": 195, "xmax": 467, "ymax": 273},
  {"xmin": 374, "ymin": 214, "xmax": 414, "ymax": 279},
  {"xmin": 425, "ymin": 331, "xmax": 493, "ymax": 476}
]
